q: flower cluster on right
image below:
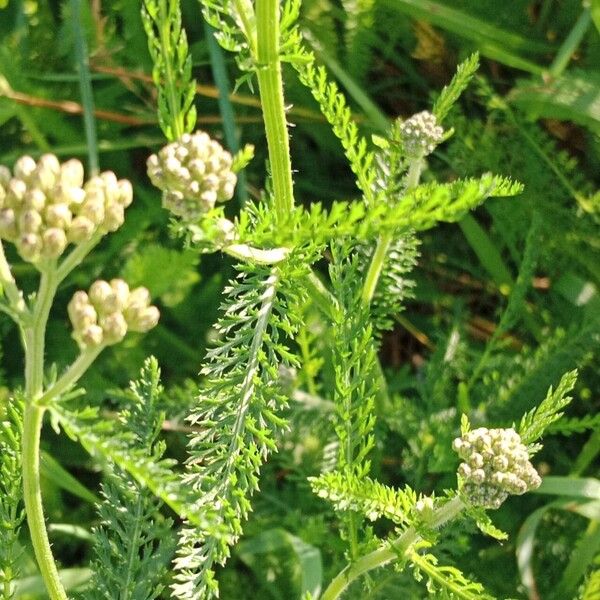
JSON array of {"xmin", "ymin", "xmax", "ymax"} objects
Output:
[
  {"xmin": 68, "ymin": 279, "xmax": 159, "ymax": 349},
  {"xmin": 453, "ymin": 427, "xmax": 542, "ymax": 509},
  {"xmin": 146, "ymin": 131, "xmax": 237, "ymax": 221},
  {"xmin": 399, "ymin": 110, "xmax": 444, "ymax": 158}
]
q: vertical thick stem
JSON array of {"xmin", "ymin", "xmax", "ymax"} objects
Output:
[
  {"xmin": 22, "ymin": 267, "xmax": 67, "ymax": 600},
  {"xmin": 255, "ymin": 0, "xmax": 295, "ymax": 221}
]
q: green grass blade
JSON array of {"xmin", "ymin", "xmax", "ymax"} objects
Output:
[{"xmin": 71, "ymin": 0, "xmax": 99, "ymax": 174}]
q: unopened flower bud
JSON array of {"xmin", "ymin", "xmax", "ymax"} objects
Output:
[
  {"xmin": 125, "ymin": 287, "xmax": 151, "ymax": 313},
  {"xmin": 117, "ymin": 179, "xmax": 133, "ymax": 207},
  {"xmin": 8, "ymin": 179, "xmax": 27, "ymax": 204},
  {"xmin": 24, "ymin": 189, "xmax": 46, "ymax": 211},
  {"xmin": 17, "ymin": 233, "xmax": 42, "ymax": 262},
  {"xmin": 34, "ymin": 154, "xmax": 61, "ymax": 190},
  {"xmin": 214, "ymin": 218, "xmax": 236, "ymax": 246},
  {"xmin": 80, "ymin": 198, "xmax": 105, "ymax": 225},
  {"xmin": 19, "ymin": 209, "xmax": 43, "ymax": 234},
  {"xmin": 110, "ymin": 279, "xmax": 130, "ymax": 309},
  {"xmin": 415, "ymin": 497, "xmax": 435, "ymax": 521},
  {"xmin": 60, "ymin": 159, "xmax": 84, "ymax": 188},
  {"xmin": 0, "ymin": 165, "xmax": 11, "ymax": 187},
  {"xmin": 14, "ymin": 156, "xmax": 37, "ymax": 181},
  {"xmin": 68, "ymin": 296, "xmax": 97, "ymax": 329},
  {"xmin": 99, "ymin": 312, "xmax": 128, "ymax": 344},
  {"xmin": 0, "ymin": 208, "xmax": 17, "ymax": 240},
  {"xmin": 127, "ymin": 305, "xmax": 160, "ymax": 333},
  {"xmin": 80, "ymin": 324, "xmax": 104, "ymax": 348},
  {"xmin": 68, "ymin": 216, "xmax": 96, "ymax": 243},
  {"xmin": 89, "ymin": 280, "xmax": 114, "ymax": 308},
  {"xmin": 41, "ymin": 227, "xmax": 68, "ymax": 258},
  {"xmin": 102, "ymin": 202, "xmax": 124, "ymax": 232},
  {"xmin": 45, "ymin": 203, "xmax": 72, "ymax": 229}
]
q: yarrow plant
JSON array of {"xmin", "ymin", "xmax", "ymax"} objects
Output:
[{"xmin": 0, "ymin": 1, "xmax": 588, "ymax": 599}]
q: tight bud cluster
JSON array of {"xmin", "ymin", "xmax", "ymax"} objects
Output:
[
  {"xmin": 146, "ymin": 131, "xmax": 237, "ymax": 221},
  {"xmin": 0, "ymin": 155, "xmax": 132, "ymax": 263},
  {"xmin": 68, "ymin": 279, "xmax": 159, "ymax": 349},
  {"xmin": 453, "ymin": 427, "xmax": 541, "ymax": 509},
  {"xmin": 400, "ymin": 111, "xmax": 444, "ymax": 158}
]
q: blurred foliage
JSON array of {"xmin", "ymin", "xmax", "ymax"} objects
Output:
[{"xmin": 0, "ymin": 0, "xmax": 598, "ymax": 598}]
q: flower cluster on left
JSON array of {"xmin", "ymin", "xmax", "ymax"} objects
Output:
[
  {"xmin": 0, "ymin": 154, "xmax": 132, "ymax": 263},
  {"xmin": 0, "ymin": 153, "xmax": 160, "ymax": 600}
]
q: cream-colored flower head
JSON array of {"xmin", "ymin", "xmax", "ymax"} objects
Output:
[
  {"xmin": 400, "ymin": 111, "xmax": 444, "ymax": 158},
  {"xmin": 0, "ymin": 155, "xmax": 133, "ymax": 263},
  {"xmin": 68, "ymin": 279, "xmax": 159, "ymax": 349},
  {"xmin": 146, "ymin": 131, "xmax": 237, "ymax": 221},
  {"xmin": 453, "ymin": 427, "xmax": 541, "ymax": 509}
]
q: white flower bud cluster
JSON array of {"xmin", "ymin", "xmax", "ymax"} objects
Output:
[
  {"xmin": 453, "ymin": 427, "xmax": 541, "ymax": 509},
  {"xmin": 0, "ymin": 155, "xmax": 133, "ymax": 263},
  {"xmin": 400, "ymin": 111, "xmax": 444, "ymax": 158},
  {"xmin": 146, "ymin": 131, "xmax": 237, "ymax": 221},
  {"xmin": 68, "ymin": 279, "xmax": 159, "ymax": 349}
]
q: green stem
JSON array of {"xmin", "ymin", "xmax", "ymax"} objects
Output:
[
  {"xmin": 320, "ymin": 496, "xmax": 465, "ymax": 600},
  {"xmin": 38, "ymin": 347, "xmax": 104, "ymax": 406},
  {"xmin": 22, "ymin": 267, "xmax": 67, "ymax": 600},
  {"xmin": 360, "ymin": 158, "xmax": 423, "ymax": 306},
  {"xmin": 158, "ymin": 0, "xmax": 184, "ymax": 140},
  {"xmin": 72, "ymin": 0, "xmax": 99, "ymax": 175},
  {"xmin": 361, "ymin": 231, "xmax": 393, "ymax": 306},
  {"xmin": 548, "ymin": 7, "xmax": 592, "ymax": 78},
  {"xmin": 255, "ymin": 0, "xmax": 295, "ymax": 221}
]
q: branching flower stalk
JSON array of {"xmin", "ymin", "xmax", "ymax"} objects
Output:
[
  {"xmin": 0, "ymin": 155, "xmax": 159, "ymax": 599},
  {"xmin": 320, "ymin": 495, "xmax": 466, "ymax": 600}
]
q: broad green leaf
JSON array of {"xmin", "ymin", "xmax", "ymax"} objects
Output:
[
  {"xmin": 40, "ymin": 451, "xmax": 100, "ymax": 504},
  {"xmin": 14, "ymin": 568, "xmax": 92, "ymax": 596},
  {"xmin": 509, "ymin": 72, "xmax": 600, "ymax": 134},
  {"xmin": 237, "ymin": 528, "xmax": 323, "ymax": 599},
  {"xmin": 534, "ymin": 476, "xmax": 600, "ymax": 499}
]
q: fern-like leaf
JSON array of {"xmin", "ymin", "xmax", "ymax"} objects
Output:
[
  {"xmin": 47, "ymin": 402, "xmax": 190, "ymax": 523},
  {"xmin": 409, "ymin": 548, "xmax": 496, "ymax": 600},
  {"xmin": 433, "ymin": 53, "xmax": 480, "ymax": 123},
  {"xmin": 142, "ymin": 0, "xmax": 196, "ymax": 140},
  {"xmin": 329, "ymin": 247, "xmax": 378, "ymax": 476},
  {"xmin": 519, "ymin": 369, "xmax": 578, "ymax": 449},
  {"xmin": 173, "ymin": 260, "xmax": 304, "ymax": 599},
  {"xmin": 310, "ymin": 471, "xmax": 417, "ymax": 527},
  {"xmin": 0, "ymin": 394, "xmax": 24, "ymax": 598},
  {"xmin": 89, "ymin": 358, "xmax": 175, "ymax": 600}
]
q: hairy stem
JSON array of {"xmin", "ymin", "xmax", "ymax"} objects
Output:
[
  {"xmin": 255, "ymin": 0, "xmax": 294, "ymax": 221},
  {"xmin": 320, "ymin": 495, "xmax": 465, "ymax": 600},
  {"xmin": 22, "ymin": 266, "xmax": 67, "ymax": 600},
  {"xmin": 360, "ymin": 158, "xmax": 423, "ymax": 306}
]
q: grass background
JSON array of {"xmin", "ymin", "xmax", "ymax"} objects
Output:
[{"xmin": 0, "ymin": 0, "xmax": 599, "ymax": 597}]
